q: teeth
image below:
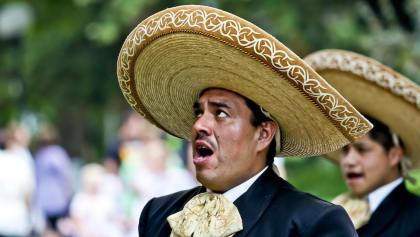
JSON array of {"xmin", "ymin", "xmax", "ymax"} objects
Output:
[{"xmin": 198, "ymin": 145, "xmax": 207, "ymax": 149}]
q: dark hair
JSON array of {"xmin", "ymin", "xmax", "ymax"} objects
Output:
[
  {"xmin": 244, "ymin": 97, "xmax": 277, "ymax": 165},
  {"xmin": 365, "ymin": 115, "xmax": 404, "ymax": 153}
]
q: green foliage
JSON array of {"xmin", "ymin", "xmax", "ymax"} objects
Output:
[
  {"xmin": 285, "ymin": 157, "xmax": 348, "ymax": 201},
  {"xmin": 406, "ymin": 169, "xmax": 420, "ymax": 195}
]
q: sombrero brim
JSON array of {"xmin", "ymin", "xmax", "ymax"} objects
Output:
[
  {"xmin": 305, "ymin": 49, "xmax": 420, "ymax": 167},
  {"xmin": 117, "ymin": 5, "xmax": 372, "ymax": 157}
]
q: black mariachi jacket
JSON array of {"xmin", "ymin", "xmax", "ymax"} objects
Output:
[
  {"xmin": 138, "ymin": 167, "xmax": 357, "ymax": 237},
  {"xmin": 358, "ymin": 182, "xmax": 420, "ymax": 237}
]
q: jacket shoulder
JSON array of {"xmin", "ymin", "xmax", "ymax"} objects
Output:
[
  {"xmin": 268, "ymin": 179, "xmax": 357, "ymax": 236},
  {"xmin": 139, "ymin": 186, "xmax": 203, "ymax": 237},
  {"xmin": 272, "ymin": 178, "xmax": 340, "ymax": 213},
  {"xmin": 145, "ymin": 186, "xmax": 203, "ymax": 218},
  {"xmin": 395, "ymin": 187, "xmax": 420, "ymax": 226}
]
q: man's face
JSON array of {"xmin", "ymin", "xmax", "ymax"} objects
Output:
[
  {"xmin": 191, "ymin": 89, "xmax": 267, "ymax": 192},
  {"xmin": 339, "ymin": 134, "xmax": 399, "ymax": 197}
]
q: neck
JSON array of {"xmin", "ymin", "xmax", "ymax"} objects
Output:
[
  {"xmin": 209, "ymin": 165, "xmax": 267, "ymax": 193},
  {"xmin": 209, "ymin": 166, "xmax": 267, "ymax": 193},
  {"xmin": 383, "ymin": 169, "xmax": 402, "ymax": 185}
]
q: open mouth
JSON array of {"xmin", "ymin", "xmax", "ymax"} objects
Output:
[
  {"xmin": 193, "ymin": 141, "xmax": 214, "ymax": 165},
  {"xmin": 346, "ymin": 172, "xmax": 364, "ymax": 180},
  {"xmin": 197, "ymin": 145, "xmax": 213, "ymax": 157}
]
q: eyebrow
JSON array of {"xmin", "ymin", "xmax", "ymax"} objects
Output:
[
  {"xmin": 208, "ymin": 101, "xmax": 231, "ymax": 109},
  {"xmin": 353, "ymin": 143, "xmax": 368, "ymax": 148},
  {"xmin": 193, "ymin": 100, "xmax": 232, "ymax": 110}
]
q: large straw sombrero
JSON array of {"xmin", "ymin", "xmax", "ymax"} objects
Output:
[
  {"xmin": 116, "ymin": 5, "xmax": 372, "ymax": 157},
  {"xmin": 305, "ymin": 49, "xmax": 420, "ymax": 166}
]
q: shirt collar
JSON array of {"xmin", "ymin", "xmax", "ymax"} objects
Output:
[
  {"xmin": 208, "ymin": 166, "xmax": 268, "ymax": 202},
  {"xmin": 368, "ymin": 177, "xmax": 403, "ymax": 213}
]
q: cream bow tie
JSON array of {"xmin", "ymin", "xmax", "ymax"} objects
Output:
[
  {"xmin": 332, "ymin": 192, "xmax": 371, "ymax": 229},
  {"xmin": 167, "ymin": 192, "xmax": 243, "ymax": 237}
]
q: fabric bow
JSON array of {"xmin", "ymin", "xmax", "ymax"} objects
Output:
[
  {"xmin": 167, "ymin": 192, "xmax": 243, "ymax": 237},
  {"xmin": 332, "ymin": 192, "xmax": 371, "ymax": 229}
]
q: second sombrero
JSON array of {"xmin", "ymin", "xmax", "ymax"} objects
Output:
[{"xmin": 305, "ymin": 49, "xmax": 420, "ymax": 166}]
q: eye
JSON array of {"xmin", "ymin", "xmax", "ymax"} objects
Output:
[
  {"xmin": 194, "ymin": 109, "xmax": 203, "ymax": 118},
  {"xmin": 341, "ymin": 145, "xmax": 350, "ymax": 156},
  {"xmin": 216, "ymin": 110, "xmax": 228, "ymax": 118},
  {"xmin": 356, "ymin": 146, "xmax": 369, "ymax": 154},
  {"xmin": 351, "ymin": 143, "xmax": 371, "ymax": 154}
]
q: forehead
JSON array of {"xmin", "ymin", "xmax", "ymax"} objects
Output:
[
  {"xmin": 342, "ymin": 133, "xmax": 387, "ymax": 157},
  {"xmin": 352, "ymin": 134, "xmax": 380, "ymax": 146},
  {"xmin": 198, "ymin": 88, "xmax": 247, "ymax": 104}
]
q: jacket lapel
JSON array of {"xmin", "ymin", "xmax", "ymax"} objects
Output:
[
  {"xmin": 233, "ymin": 167, "xmax": 280, "ymax": 237},
  {"xmin": 150, "ymin": 185, "xmax": 206, "ymax": 237},
  {"xmin": 358, "ymin": 183, "xmax": 408, "ymax": 237}
]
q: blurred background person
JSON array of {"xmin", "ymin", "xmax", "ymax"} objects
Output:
[
  {"xmin": 102, "ymin": 110, "xmax": 196, "ymax": 236},
  {"xmin": 33, "ymin": 123, "xmax": 73, "ymax": 236},
  {"xmin": 132, "ymin": 139, "xmax": 196, "ymax": 212},
  {"xmin": 104, "ymin": 111, "xmax": 151, "ymax": 172},
  {"xmin": 3, "ymin": 122, "xmax": 34, "ymax": 175},
  {"xmin": 67, "ymin": 163, "xmax": 124, "ymax": 237},
  {"xmin": 112, "ymin": 112, "xmax": 163, "ymax": 226},
  {"xmin": 117, "ymin": 138, "xmax": 195, "ymax": 237},
  {"xmin": 0, "ymin": 125, "xmax": 36, "ymax": 237},
  {"xmin": 305, "ymin": 49, "xmax": 420, "ymax": 236}
]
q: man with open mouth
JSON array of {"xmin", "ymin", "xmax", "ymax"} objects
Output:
[
  {"xmin": 305, "ymin": 49, "xmax": 420, "ymax": 237},
  {"xmin": 116, "ymin": 5, "xmax": 372, "ymax": 237}
]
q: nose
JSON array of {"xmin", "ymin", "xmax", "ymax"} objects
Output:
[{"xmin": 192, "ymin": 113, "xmax": 213, "ymax": 138}]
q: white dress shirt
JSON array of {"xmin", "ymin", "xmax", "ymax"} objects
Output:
[
  {"xmin": 223, "ymin": 166, "xmax": 268, "ymax": 202},
  {"xmin": 368, "ymin": 177, "xmax": 403, "ymax": 214},
  {"xmin": 209, "ymin": 166, "xmax": 268, "ymax": 202}
]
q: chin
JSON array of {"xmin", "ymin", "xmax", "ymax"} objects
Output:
[
  {"xmin": 351, "ymin": 189, "xmax": 368, "ymax": 198},
  {"xmin": 196, "ymin": 172, "xmax": 225, "ymax": 191},
  {"xmin": 196, "ymin": 171, "xmax": 213, "ymax": 186}
]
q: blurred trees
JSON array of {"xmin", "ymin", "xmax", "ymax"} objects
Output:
[
  {"xmin": 0, "ymin": 0, "xmax": 419, "ymax": 171},
  {"xmin": 1, "ymin": 0, "xmax": 161, "ymax": 158}
]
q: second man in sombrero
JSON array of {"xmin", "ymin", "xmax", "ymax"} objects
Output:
[
  {"xmin": 305, "ymin": 49, "xmax": 420, "ymax": 237},
  {"xmin": 117, "ymin": 5, "xmax": 371, "ymax": 237}
]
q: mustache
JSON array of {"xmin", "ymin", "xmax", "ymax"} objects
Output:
[{"xmin": 194, "ymin": 131, "xmax": 216, "ymax": 149}]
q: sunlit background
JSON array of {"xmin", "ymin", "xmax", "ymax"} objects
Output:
[{"xmin": 1, "ymin": 0, "xmax": 420, "ymax": 236}]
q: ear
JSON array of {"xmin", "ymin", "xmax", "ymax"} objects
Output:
[
  {"xmin": 256, "ymin": 121, "xmax": 277, "ymax": 153},
  {"xmin": 388, "ymin": 146, "xmax": 403, "ymax": 167}
]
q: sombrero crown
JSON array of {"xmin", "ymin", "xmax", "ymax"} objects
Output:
[
  {"xmin": 305, "ymin": 49, "xmax": 420, "ymax": 166},
  {"xmin": 117, "ymin": 5, "xmax": 372, "ymax": 157}
]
